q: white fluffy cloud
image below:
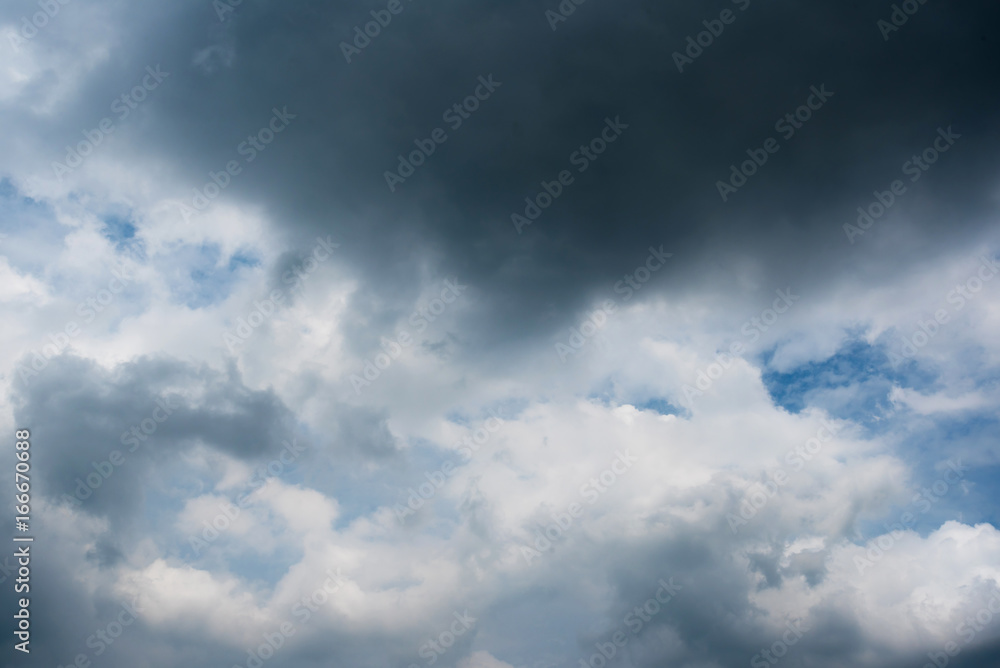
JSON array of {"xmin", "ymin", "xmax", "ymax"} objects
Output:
[{"xmin": 2, "ymin": 2, "xmax": 999, "ymax": 666}]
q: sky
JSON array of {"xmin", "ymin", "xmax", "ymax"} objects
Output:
[{"xmin": 1, "ymin": 1, "xmax": 1000, "ymax": 667}]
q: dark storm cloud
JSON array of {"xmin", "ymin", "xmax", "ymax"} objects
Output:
[
  {"xmin": 3, "ymin": 3, "xmax": 999, "ymax": 668},
  {"xmin": 7, "ymin": 0, "xmax": 998, "ymax": 363}
]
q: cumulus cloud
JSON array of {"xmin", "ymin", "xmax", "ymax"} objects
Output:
[{"xmin": 1, "ymin": 1, "xmax": 999, "ymax": 667}]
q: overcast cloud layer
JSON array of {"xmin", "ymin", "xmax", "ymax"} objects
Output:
[{"xmin": 2, "ymin": 1, "xmax": 1000, "ymax": 667}]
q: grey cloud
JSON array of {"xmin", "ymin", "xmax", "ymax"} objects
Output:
[
  {"xmin": 11, "ymin": 353, "xmax": 298, "ymax": 526},
  {"xmin": 4, "ymin": 1, "xmax": 999, "ymax": 364}
]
